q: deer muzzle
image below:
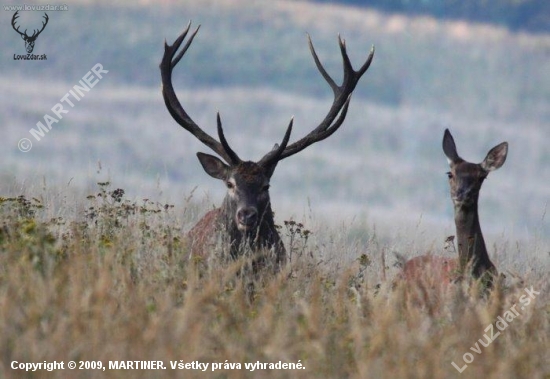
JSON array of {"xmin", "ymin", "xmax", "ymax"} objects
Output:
[{"xmin": 236, "ymin": 207, "xmax": 258, "ymax": 231}]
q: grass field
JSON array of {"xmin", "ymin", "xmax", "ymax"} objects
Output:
[{"xmin": 0, "ymin": 185, "xmax": 548, "ymax": 378}]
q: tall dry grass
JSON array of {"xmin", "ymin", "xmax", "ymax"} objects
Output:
[{"xmin": 0, "ymin": 185, "xmax": 548, "ymax": 379}]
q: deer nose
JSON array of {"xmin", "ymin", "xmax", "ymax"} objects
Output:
[{"xmin": 237, "ymin": 207, "xmax": 258, "ymax": 227}]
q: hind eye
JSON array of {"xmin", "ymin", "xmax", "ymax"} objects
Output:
[
  {"xmin": 226, "ymin": 181, "xmax": 234, "ymax": 189},
  {"xmin": 262, "ymin": 184, "xmax": 270, "ymax": 192},
  {"xmin": 446, "ymin": 172, "xmax": 453, "ymax": 179}
]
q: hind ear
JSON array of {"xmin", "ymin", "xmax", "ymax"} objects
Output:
[
  {"xmin": 481, "ymin": 142, "xmax": 508, "ymax": 172},
  {"xmin": 442, "ymin": 129, "xmax": 460, "ymax": 165},
  {"xmin": 197, "ymin": 152, "xmax": 230, "ymax": 180}
]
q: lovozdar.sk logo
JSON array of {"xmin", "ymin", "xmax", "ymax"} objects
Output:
[{"xmin": 11, "ymin": 11, "xmax": 48, "ymax": 60}]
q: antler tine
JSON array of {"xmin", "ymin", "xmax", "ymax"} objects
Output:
[
  {"xmin": 274, "ymin": 96, "xmax": 352, "ymax": 160},
  {"xmin": 338, "ymin": 35, "xmax": 353, "ymax": 82},
  {"xmin": 217, "ymin": 112, "xmax": 241, "ymax": 165},
  {"xmin": 307, "ymin": 34, "xmax": 338, "ymax": 94},
  {"xmin": 259, "ymin": 117, "xmax": 294, "ymax": 167},
  {"xmin": 34, "ymin": 13, "xmax": 49, "ymax": 37},
  {"xmin": 359, "ymin": 45, "xmax": 375, "ymax": 76},
  {"xmin": 169, "ymin": 21, "xmax": 199, "ymax": 68},
  {"xmin": 11, "ymin": 11, "xmax": 25, "ymax": 36},
  {"xmin": 262, "ymin": 34, "xmax": 374, "ymax": 163},
  {"xmin": 160, "ymin": 22, "xmax": 234, "ymax": 164}
]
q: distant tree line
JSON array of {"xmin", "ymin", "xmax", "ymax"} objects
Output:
[{"xmin": 309, "ymin": 0, "xmax": 548, "ymax": 33}]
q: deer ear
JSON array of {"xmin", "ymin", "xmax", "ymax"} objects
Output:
[
  {"xmin": 481, "ymin": 142, "xmax": 508, "ymax": 172},
  {"xmin": 197, "ymin": 152, "xmax": 230, "ymax": 180},
  {"xmin": 442, "ymin": 129, "xmax": 460, "ymax": 165}
]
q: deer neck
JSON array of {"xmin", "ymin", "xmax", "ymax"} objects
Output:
[{"xmin": 454, "ymin": 204, "xmax": 496, "ymax": 278}]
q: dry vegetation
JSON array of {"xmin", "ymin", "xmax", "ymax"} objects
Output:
[{"xmin": 0, "ymin": 185, "xmax": 548, "ymax": 379}]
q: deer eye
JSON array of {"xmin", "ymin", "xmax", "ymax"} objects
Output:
[
  {"xmin": 226, "ymin": 181, "xmax": 234, "ymax": 189},
  {"xmin": 262, "ymin": 184, "xmax": 270, "ymax": 192},
  {"xmin": 446, "ymin": 172, "xmax": 453, "ymax": 179}
]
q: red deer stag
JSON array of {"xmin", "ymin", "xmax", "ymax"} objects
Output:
[
  {"xmin": 401, "ymin": 129, "xmax": 508, "ymax": 290},
  {"xmin": 160, "ymin": 23, "xmax": 374, "ymax": 269}
]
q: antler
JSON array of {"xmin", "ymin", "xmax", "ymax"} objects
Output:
[
  {"xmin": 161, "ymin": 22, "xmax": 374, "ymax": 167},
  {"xmin": 259, "ymin": 34, "xmax": 374, "ymax": 166},
  {"xmin": 160, "ymin": 22, "xmax": 242, "ymax": 165},
  {"xmin": 31, "ymin": 13, "xmax": 49, "ymax": 39},
  {"xmin": 11, "ymin": 11, "xmax": 48, "ymax": 39},
  {"xmin": 11, "ymin": 11, "xmax": 25, "ymax": 37}
]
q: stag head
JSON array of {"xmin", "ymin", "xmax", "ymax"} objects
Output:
[
  {"xmin": 12, "ymin": 11, "xmax": 49, "ymax": 53},
  {"xmin": 160, "ymin": 22, "xmax": 374, "ymax": 249},
  {"xmin": 195, "ymin": 114, "xmax": 293, "ymax": 232}
]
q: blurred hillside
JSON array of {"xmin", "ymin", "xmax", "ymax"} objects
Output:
[
  {"xmin": 306, "ymin": 0, "xmax": 550, "ymax": 34},
  {"xmin": 1, "ymin": 0, "xmax": 549, "ymax": 255}
]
